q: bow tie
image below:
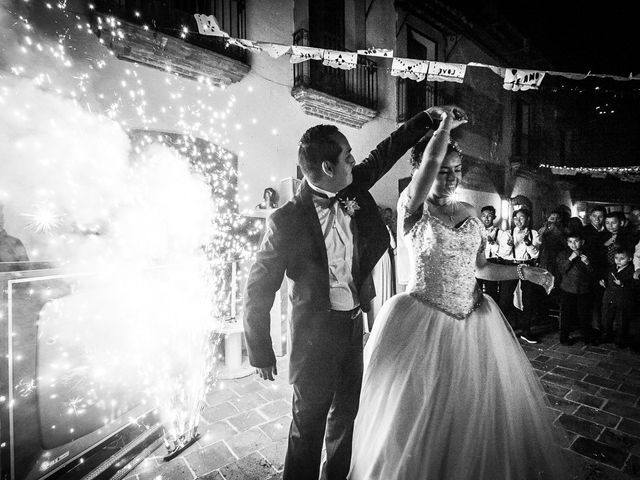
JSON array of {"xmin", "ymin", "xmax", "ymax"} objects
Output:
[{"xmin": 311, "ymin": 190, "xmax": 341, "ymax": 209}]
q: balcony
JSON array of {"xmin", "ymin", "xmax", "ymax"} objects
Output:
[
  {"xmin": 291, "ymin": 29, "xmax": 378, "ymax": 129},
  {"xmin": 92, "ymin": 0, "xmax": 250, "ymax": 86}
]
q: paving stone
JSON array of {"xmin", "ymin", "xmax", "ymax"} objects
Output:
[
  {"xmin": 552, "ymin": 366, "xmax": 586, "ymax": 381},
  {"xmin": 232, "ymin": 380, "xmax": 268, "ymax": 397},
  {"xmin": 205, "ymin": 385, "xmax": 240, "ymax": 407},
  {"xmin": 546, "ymin": 394, "xmax": 579, "ymax": 414},
  {"xmin": 138, "ymin": 457, "xmax": 195, "ymax": 480},
  {"xmin": 218, "ymin": 452, "xmax": 277, "ymax": 480},
  {"xmin": 575, "ymin": 406, "xmax": 621, "ymax": 428},
  {"xmin": 598, "ymin": 388, "xmax": 638, "ymax": 406},
  {"xmin": 603, "ymin": 401, "xmax": 640, "ymax": 423},
  {"xmin": 201, "ymin": 401, "xmax": 240, "ymax": 423},
  {"xmin": 570, "ymin": 436, "xmax": 629, "ymax": 470},
  {"xmin": 542, "ymin": 381, "xmax": 571, "ymax": 398},
  {"xmin": 599, "ymin": 362, "xmax": 633, "ymax": 375},
  {"xmin": 535, "ymin": 354, "xmax": 551, "ymax": 362},
  {"xmin": 610, "ymin": 370, "xmax": 640, "ymax": 382},
  {"xmin": 554, "ymin": 344, "xmax": 586, "ymax": 355},
  {"xmin": 258, "ymin": 400, "xmax": 292, "ymax": 421},
  {"xmin": 226, "ymin": 428, "xmax": 274, "ymax": 459},
  {"xmin": 545, "ymin": 349, "xmax": 571, "ymax": 360},
  {"xmin": 622, "ymin": 454, "xmax": 640, "ymax": 477},
  {"xmin": 557, "ymin": 414, "xmax": 604, "ymax": 440},
  {"xmin": 619, "ymin": 383, "xmax": 640, "ymax": 396},
  {"xmin": 196, "ymin": 472, "xmax": 225, "ymax": 480},
  {"xmin": 586, "ymin": 346, "xmax": 613, "ymax": 355},
  {"xmin": 260, "ymin": 415, "xmax": 291, "ymax": 442},
  {"xmin": 531, "ymin": 360, "xmax": 554, "ymax": 372},
  {"xmin": 258, "ymin": 385, "xmax": 292, "ymax": 402},
  {"xmin": 229, "ymin": 393, "xmax": 267, "ymax": 411},
  {"xmin": 541, "ymin": 373, "xmax": 600, "ymax": 395},
  {"xmin": 566, "ymin": 391, "xmax": 606, "ymax": 409},
  {"xmin": 584, "ymin": 374, "xmax": 622, "ymax": 390},
  {"xmin": 184, "ymin": 441, "xmax": 236, "ymax": 477},
  {"xmin": 599, "ymin": 428, "xmax": 640, "ymax": 456},
  {"xmin": 618, "ymin": 419, "xmax": 640, "ymax": 437},
  {"xmin": 260, "ymin": 440, "xmax": 287, "ymax": 471},
  {"xmin": 198, "ymin": 420, "xmax": 239, "ymax": 447},
  {"xmin": 228, "ymin": 410, "xmax": 268, "ymax": 431}
]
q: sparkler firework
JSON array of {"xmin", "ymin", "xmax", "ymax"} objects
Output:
[{"xmin": 0, "ymin": 0, "xmax": 262, "ymax": 466}]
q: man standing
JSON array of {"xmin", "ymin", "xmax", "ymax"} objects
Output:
[
  {"xmin": 478, "ymin": 205, "xmax": 500, "ymax": 301},
  {"xmin": 243, "ymin": 105, "xmax": 462, "ymax": 480},
  {"xmin": 583, "ymin": 206, "xmax": 609, "ymax": 334}
]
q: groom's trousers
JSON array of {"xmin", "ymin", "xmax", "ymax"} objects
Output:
[{"xmin": 283, "ymin": 308, "xmax": 364, "ymax": 480}]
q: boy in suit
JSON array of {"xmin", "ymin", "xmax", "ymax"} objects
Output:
[{"xmin": 600, "ymin": 247, "xmax": 637, "ymax": 347}]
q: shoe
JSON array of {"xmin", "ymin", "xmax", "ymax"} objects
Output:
[{"xmin": 520, "ymin": 333, "xmax": 539, "ymax": 344}]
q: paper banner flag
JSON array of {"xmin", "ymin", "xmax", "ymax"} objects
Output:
[
  {"xmin": 546, "ymin": 70, "xmax": 590, "ymax": 81},
  {"xmin": 194, "ymin": 14, "xmax": 229, "ymax": 37},
  {"xmin": 427, "ymin": 61, "xmax": 467, "ymax": 83},
  {"xmin": 391, "ymin": 57, "xmax": 428, "ymax": 82},
  {"xmin": 323, "ymin": 50, "xmax": 358, "ymax": 70},
  {"xmin": 259, "ymin": 43, "xmax": 291, "ymax": 58},
  {"xmin": 357, "ymin": 47, "xmax": 393, "ymax": 58},
  {"xmin": 503, "ymin": 68, "xmax": 545, "ymax": 91},
  {"xmin": 290, "ymin": 46, "xmax": 324, "ymax": 64},
  {"xmin": 226, "ymin": 38, "xmax": 262, "ymax": 52}
]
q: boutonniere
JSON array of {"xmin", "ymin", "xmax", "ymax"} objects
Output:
[{"xmin": 339, "ymin": 197, "xmax": 360, "ymax": 217}]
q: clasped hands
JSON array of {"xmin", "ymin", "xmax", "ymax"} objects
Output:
[{"xmin": 426, "ymin": 105, "xmax": 468, "ymax": 129}]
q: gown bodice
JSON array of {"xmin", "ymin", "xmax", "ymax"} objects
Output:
[{"xmin": 398, "ymin": 190, "xmax": 485, "ymax": 320}]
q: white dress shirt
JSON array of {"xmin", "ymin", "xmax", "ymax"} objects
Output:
[
  {"xmin": 497, "ymin": 228, "xmax": 540, "ymax": 261},
  {"xmin": 484, "ymin": 225, "xmax": 499, "ymax": 259},
  {"xmin": 308, "ymin": 182, "xmax": 358, "ymax": 311}
]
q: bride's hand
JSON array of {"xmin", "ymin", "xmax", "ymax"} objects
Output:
[
  {"xmin": 523, "ymin": 266, "xmax": 555, "ymax": 294},
  {"xmin": 426, "ymin": 105, "xmax": 468, "ymax": 130}
]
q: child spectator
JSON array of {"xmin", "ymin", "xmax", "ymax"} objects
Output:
[
  {"xmin": 600, "ymin": 247, "xmax": 638, "ymax": 347},
  {"xmin": 556, "ymin": 231, "xmax": 596, "ymax": 345}
]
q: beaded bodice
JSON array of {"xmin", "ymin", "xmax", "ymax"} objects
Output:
[{"xmin": 398, "ymin": 191, "xmax": 484, "ymax": 320}]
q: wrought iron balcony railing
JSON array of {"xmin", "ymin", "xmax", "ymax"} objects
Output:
[
  {"xmin": 293, "ymin": 29, "xmax": 378, "ymax": 111},
  {"xmin": 94, "ymin": 0, "xmax": 247, "ymax": 63}
]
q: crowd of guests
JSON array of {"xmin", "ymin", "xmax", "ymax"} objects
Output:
[{"xmin": 479, "ymin": 205, "xmax": 640, "ymax": 349}]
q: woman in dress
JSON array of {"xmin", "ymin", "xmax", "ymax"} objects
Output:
[{"xmin": 349, "ymin": 108, "xmax": 566, "ymax": 480}]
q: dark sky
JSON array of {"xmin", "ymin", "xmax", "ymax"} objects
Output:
[
  {"xmin": 490, "ymin": 1, "xmax": 640, "ymax": 77},
  {"xmin": 444, "ymin": 0, "xmax": 640, "ymax": 77}
]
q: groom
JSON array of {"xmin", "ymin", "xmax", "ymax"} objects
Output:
[{"xmin": 243, "ymin": 106, "xmax": 454, "ymax": 480}]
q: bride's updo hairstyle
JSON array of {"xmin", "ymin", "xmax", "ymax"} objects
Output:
[{"xmin": 409, "ymin": 133, "xmax": 463, "ymax": 174}]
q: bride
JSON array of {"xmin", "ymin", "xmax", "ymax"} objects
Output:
[{"xmin": 349, "ymin": 107, "xmax": 566, "ymax": 479}]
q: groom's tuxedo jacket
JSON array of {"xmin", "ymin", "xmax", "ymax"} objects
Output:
[{"xmin": 243, "ymin": 111, "xmax": 436, "ymax": 383}]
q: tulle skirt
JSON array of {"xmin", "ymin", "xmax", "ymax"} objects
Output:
[{"xmin": 349, "ymin": 293, "xmax": 567, "ymax": 480}]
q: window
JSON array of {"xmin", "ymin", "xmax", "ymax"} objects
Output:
[
  {"xmin": 514, "ymin": 100, "xmax": 531, "ymax": 164},
  {"xmin": 397, "ymin": 28, "xmax": 438, "ymax": 122}
]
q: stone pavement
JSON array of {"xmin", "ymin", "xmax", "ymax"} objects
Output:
[{"xmin": 122, "ymin": 332, "xmax": 640, "ymax": 480}]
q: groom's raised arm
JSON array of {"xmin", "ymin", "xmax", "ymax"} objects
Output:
[
  {"xmin": 352, "ymin": 110, "xmax": 438, "ymax": 190},
  {"xmin": 243, "ymin": 212, "xmax": 289, "ymax": 369}
]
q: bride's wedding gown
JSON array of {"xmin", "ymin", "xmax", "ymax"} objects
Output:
[{"xmin": 349, "ymin": 191, "xmax": 566, "ymax": 479}]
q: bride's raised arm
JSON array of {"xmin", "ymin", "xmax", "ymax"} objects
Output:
[{"xmin": 403, "ymin": 106, "xmax": 468, "ymax": 214}]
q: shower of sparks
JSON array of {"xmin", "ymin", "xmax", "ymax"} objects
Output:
[
  {"xmin": 21, "ymin": 206, "xmax": 64, "ymax": 234},
  {"xmin": 0, "ymin": 0, "xmax": 264, "ymax": 455}
]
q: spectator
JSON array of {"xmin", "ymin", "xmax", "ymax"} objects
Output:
[
  {"xmin": 556, "ymin": 231, "xmax": 597, "ymax": 345},
  {"xmin": 477, "ymin": 205, "xmax": 500, "ymax": 301},
  {"xmin": 603, "ymin": 211, "xmax": 635, "ymax": 271},
  {"xmin": 0, "ymin": 204, "xmax": 29, "ymax": 263},
  {"xmin": 256, "ymin": 187, "xmax": 278, "ymax": 210},
  {"xmin": 583, "ymin": 206, "xmax": 609, "ymax": 337},
  {"xmin": 626, "ymin": 207, "xmax": 640, "ymax": 246},
  {"xmin": 538, "ymin": 210, "xmax": 565, "ymax": 281},
  {"xmin": 497, "ymin": 208, "xmax": 541, "ymax": 344},
  {"xmin": 600, "ymin": 246, "xmax": 638, "ymax": 347}
]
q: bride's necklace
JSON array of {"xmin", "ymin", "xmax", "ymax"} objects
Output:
[{"xmin": 428, "ymin": 195, "xmax": 458, "ymax": 223}]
